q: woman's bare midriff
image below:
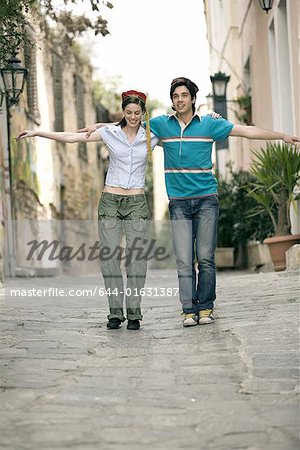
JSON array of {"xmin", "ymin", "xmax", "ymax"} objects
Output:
[{"xmin": 103, "ymin": 185, "xmax": 144, "ymax": 195}]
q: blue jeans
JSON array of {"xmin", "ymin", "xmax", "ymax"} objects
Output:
[{"xmin": 168, "ymin": 195, "xmax": 219, "ymax": 314}]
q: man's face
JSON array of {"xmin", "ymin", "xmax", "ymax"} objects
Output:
[{"xmin": 171, "ymin": 85, "xmax": 194, "ymax": 115}]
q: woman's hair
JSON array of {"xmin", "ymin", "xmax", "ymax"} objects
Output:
[{"xmin": 117, "ymin": 96, "xmax": 146, "ymax": 128}]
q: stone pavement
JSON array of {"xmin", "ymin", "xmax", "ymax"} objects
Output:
[{"xmin": 0, "ymin": 269, "xmax": 299, "ymax": 450}]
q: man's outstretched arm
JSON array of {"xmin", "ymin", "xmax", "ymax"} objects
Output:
[
  {"xmin": 230, "ymin": 124, "xmax": 300, "ymax": 145},
  {"xmin": 78, "ymin": 122, "xmax": 116, "ymax": 138}
]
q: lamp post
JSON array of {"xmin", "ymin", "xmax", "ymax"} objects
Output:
[
  {"xmin": 259, "ymin": 0, "xmax": 273, "ymax": 13},
  {"xmin": 0, "ymin": 56, "xmax": 28, "ymax": 277},
  {"xmin": 0, "ymin": 89, "xmax": 5, "ymax": 109},
  {"xmin": 210, "ymin": 71, "xmax": 230, "ymax": 172},
  {"xmin": 1, "ymin": 57, "xmax": 28, "ymax": 106}
]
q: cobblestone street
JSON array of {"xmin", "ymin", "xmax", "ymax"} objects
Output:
[{"xmin": 0, "ymin": 269, "xmax": 299, "ymax": 450}]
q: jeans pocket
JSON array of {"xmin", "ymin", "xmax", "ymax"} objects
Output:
[
  {"xmin": 132, "ymin": 219, "xmax": 148, "ymax": 233},
  {"xmin": 99, "ymin": 217, "xmax": 117, "ymax": 229},
  {"xmin": 98, "ymin": 195, "xmax": 117, "ymax": 218},
  {"xmin": 206, "ymin": 194, "xmax": 219, "ymax": 206}
]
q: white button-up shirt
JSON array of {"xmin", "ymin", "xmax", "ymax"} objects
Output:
[{"xmin": 98, "ymin": 125, "xmax": 160, "ymax": 189}]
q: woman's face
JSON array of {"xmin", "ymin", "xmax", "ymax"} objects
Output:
[{"xmin": 123, "ymin": 103, "xmax": 144, "ymax": 128}]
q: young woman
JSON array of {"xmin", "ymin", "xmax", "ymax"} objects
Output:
[{"xmin": 17, "ymin": 90, "xmax": 160, "ymax": 331}]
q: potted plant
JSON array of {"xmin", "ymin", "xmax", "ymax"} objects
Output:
[
  {"xmin": 215, "ymin": 172, "xmax": 235, "ymax": 268},
  {"xmin": 235, "ymin": 94, "xmax": 252, "ymax": 125},
  {"xmin": 247, "ymin": 142, "xmax": 300, "ymax": 271},
  {"xmin": 216, "ymin": 165, "xmax": 274, "ymax": 269}
]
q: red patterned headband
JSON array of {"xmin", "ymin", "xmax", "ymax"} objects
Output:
[{"xmin": 122, "ymin": 90, "xmax": 147, "ymax": 103}]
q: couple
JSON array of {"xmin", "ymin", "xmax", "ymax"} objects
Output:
[{"xmin": 18, "ymin": 77, "xmax": 300, "ymax": 330}]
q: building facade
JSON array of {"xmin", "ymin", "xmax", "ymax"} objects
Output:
[
  {"xmin": 204, "ymin": 0, "xmax": 299, "ymax": 174},
  {"xmin": 0, "ymin": 24, "xmax": 109, "ymax": 282}
]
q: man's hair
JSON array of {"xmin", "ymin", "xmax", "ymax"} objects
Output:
[{"xmin": 170, "ymin": 77, "xmax": 199, "ymax": 113}]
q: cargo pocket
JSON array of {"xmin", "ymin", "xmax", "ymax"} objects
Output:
[
  {"xmin": 99, "ymin": 217, "xmax": 118, "ymax": 229},
  {"xmin": 98, "ymin": 195, "xmax": 117, "ymax": 219},
  {"xmin": 132, "ymin": 218, "xmax": 149, "ymax": 233}
]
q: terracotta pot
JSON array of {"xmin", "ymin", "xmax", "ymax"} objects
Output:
[{"xmin": 263, "ymin": 234, "xmax": 300, "ymax": 271}]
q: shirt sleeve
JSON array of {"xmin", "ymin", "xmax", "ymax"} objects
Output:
[
  {"xmin": 207, "ymin": 116, "xmax": 234, "ymax": 141},
  {"xmin": 98, "ymin": 126, "xmax": 109, "ymax": 145},
  {"xmin": 151, "ymin": 134, "xmax": 160, "ymax": 149},
  {"xmin": 97, "ymin": 125, "xmax": 114, "ymax": 149},
  {"xmin": 142, "ymin": 115, "xmax": 168, "ymax": 139}
]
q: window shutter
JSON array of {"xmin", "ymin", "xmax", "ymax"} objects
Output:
[
  {"xmin": 74, "ymin": 74, "xmax": 87, "ymax": 161},
  {"xmin": 52, "ymin": 52, "xmax": 64, "ymax": 132},
  {"xmin": 24, "ymin": 37, "xmax": 40, "ymax": 123}
]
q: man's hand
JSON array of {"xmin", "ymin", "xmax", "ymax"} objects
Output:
[
  {"xmin": 77, "ymin": 124, "xmax": 99, "ymax": 139},
  {"xmin": 282, "ymin": 134, "xmax": 300, "ymax": 146},
  {"xmin": 230, "ymin": 125, "xmax": 300, "ymax": 146}
]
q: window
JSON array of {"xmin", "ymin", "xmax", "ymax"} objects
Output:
[
  {"xmin": 268, "ymin": 0, "xmax": 293, "ymax": 133},
  {"xmin": 95, "ymin": 102, "xmax": 110, "ymax": 168},
  {"xmin": 24, "ymin": 35, "xmax": 40, "ymax": 123},
  {"xmin": 51, "ymin": 52, "xmax": 64, "ymax": 132},
  {"xmin": 74, "ymin": 74, "xmax": 87, "ymax": 161}
]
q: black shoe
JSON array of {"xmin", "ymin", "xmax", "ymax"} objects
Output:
[
  {"xmin": 107, "ymin": 318, "xmax": 122, "ymax": 329},
  {"xmin": 127, "ymin": 319, "xmax": 140, "ymax": 330}
]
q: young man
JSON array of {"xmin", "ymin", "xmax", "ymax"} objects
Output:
[{"xmin": 81, "ymin": 77, "xmax": 300, "ymax": 327}]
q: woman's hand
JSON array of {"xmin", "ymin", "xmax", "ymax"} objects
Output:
[
  {"xmin": 16, "ymin": 130, "xmax": 36, "ymax": 141},
  {"xmin": 209, "ymin": 111, "xmax": 222, "ymax": 119}
]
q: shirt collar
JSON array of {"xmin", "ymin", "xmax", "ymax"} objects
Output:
[{"xmin": 168, "ymin": 112, "xmax": 201, "ymax": 122}]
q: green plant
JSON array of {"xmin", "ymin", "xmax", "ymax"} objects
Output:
[
  {"xmin": 0, "ymin": 0, "xmax": 113, "ymax": 65},
  {"xmin": 230, "ymin": 169, "xmax": 274, "ymax": 244},
  {"xmin": 217, "ymin": 166, "xmax": 274, "ymax": 248},
  {"xmin": 247, "ymin": 142, "xmax": 300, "ymax": 236},
  {"xmin": 217, "ymin": 174, "xmax": 235, "ymax": 247},
  {"xmin": 234, "ymin": 94, "xmax": 252, "ymax": 125}
]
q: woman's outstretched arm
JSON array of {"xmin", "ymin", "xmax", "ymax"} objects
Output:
[{"xmin": 16, "ymin": 129, "xmax": 102, "ymax": 143}]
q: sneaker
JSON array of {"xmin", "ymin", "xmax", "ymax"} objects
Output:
[
  {"xmin": 181, "ymin": 313, "xmax": 198, "ymax": 327},
  {"xmin": 127, "ymin": 319, "xmax": 140, "ymax": 330},
  {"xmin": 107, "ymin": 318, "xmax": 122, "ymax": 329},
  {"xmin": 199, "ymin": 309, "xmax": 215, "ymax": 325}
]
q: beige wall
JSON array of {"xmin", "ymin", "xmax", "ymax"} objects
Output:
[
  {"xmin": 205, "ymin": 0, "xmax": 300, "ymax": 172},
  {"xmin": 287, "ymin": 0, "xmax": 299, "ymax": 135},
  {"xmin": 205, "ymin": 0, "xmax": 243, "ymax": 174}
]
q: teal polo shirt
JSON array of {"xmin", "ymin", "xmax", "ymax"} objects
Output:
[{"xmin": 148, "ymin": 114, "xmax": 234, "ymax": 199}]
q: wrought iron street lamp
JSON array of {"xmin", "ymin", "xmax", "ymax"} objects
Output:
[
  {"xmin": 0, "ymin": 74, "xmax": 5, "ymax": 109},
  {"xmin": 210, "ymin": 72, "xmax": 231, "ymax": 172},
  {"xmin": 0, "ymin": 56, "xmax": 28, "ymax": 277},
  {"xmin": 0, "ymin": 89, "xmax": 5, "ymax": 109},
  {"xmin": 210, "ymin": 71, "xmax": 230, "ymax": 99},
  {"xmin": 0, "ymin": 57, "xmax": 28, "ymax": 106},
  {"xmin": 259, "ymin": 0, "xmax": 273, "ymax": 14}
]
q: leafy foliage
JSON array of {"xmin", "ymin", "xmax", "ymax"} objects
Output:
[
  {"xmin": 247, "ymin": 142, "xmax": 300, "ymax": 236},
  {"xmin": 0, "ymin": 0, "xmax": 35, "ymax": 64},
  {"xmin": 93, "ymin": 77, "xmax": 122, "ymax": 113},
  {"xmin": 0, "ymin": 0, "xmax": 113, "ymax": 65},
  {"xmin": 234, "ymin": 94, "xmax": 252, "ymax": 125},
  {"xmin": 217, "ymin": 164, "xmax": 274, "ymax": 247},
  {"xmin": 217, "ymin": 173, "xmax": 236, "ymax": 247}
]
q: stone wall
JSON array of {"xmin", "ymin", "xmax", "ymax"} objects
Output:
[{"xmin": 1, "ymin": 24, "xmax": 108, "ymax": 279}]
